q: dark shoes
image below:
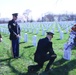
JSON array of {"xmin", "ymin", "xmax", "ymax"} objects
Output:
[
  {"xmin": 45, "ymin": 68, "xmax": 53, "ymax": 72},
  {"xmin": 14, "ymin": 56, "xmax": 21, "ymax": 59},
  {"xmin": 28, "ymin": 66, "xmax": 35, "ymax": 72},
  {"xmin": 28, "ymin": 65, "xmax": 41, "ymax": 72}
]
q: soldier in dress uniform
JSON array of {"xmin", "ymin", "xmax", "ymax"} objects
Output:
[
  {"xmin": 28, "ymin": 32, "xmax": 57, "ymax": 72},
  {"xmin": 8, "ymin": 13, "xmax": 21, "ymax": 58}
]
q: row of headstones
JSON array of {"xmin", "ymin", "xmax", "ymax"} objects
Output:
[
  {"xmin": 56, "ymin": 23, "xmax": 64, "ymax": 40},
  {"xmin": 0, "ymin": 22, "xmax": 52, "ymax": 36},
  {"xmin": 0, "ymin": 27, "xmax": 37, "ymax": 47},
  {"xmin": 20, "ymin": 26, "xmax": 56, "ymax": 46},
  {"xmin": 22, "ymin": 23, "xmax": 63, "ymax": 47},
  {"xmin": 0, "ymin": 21, "xmax": 75, "ymax": 41},
  {"xmin": 20, "ymin": 23, "xmax": 53, "ymax": 36},
  {"xmin": 0, "ymin": 27, "xmax": 9, "ymax": 35},
  {"xmin": 59, "ymin": 22, "xmax": 74, "ymax": 33},
  {"xmin": 0, "ymin": 22, "xmax": 56, "ymax": 36},
  {"xmin": 22, "ymin": 23, "xmax": 52, "ymax": 33},
  {"xmin": 56, "ymin": 21, "xmax": 76, "ymax": 40},
  {"xmin": 0, "ymin": 25, "xmax": 65, "ymax": 41},
  {"xmin": 23, "ymin": 33, "xmax": 37, "ymax": 47},
  {"xmin": 59, "ymin": 21, "xmax": 75, "ymax": 29},
  {"xmin": 20, "ymin": 23, "xmax": 55, "ymax": 46},
  {"xmin": 23, "ymin": 21, "xmax": 75, "ymax": 40}
]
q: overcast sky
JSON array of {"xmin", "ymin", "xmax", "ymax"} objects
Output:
[{"xmin": 0, "ymin": 0, "xmax": 76, "ymax": 20}]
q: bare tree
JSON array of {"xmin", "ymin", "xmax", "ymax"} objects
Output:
[{"xmin": 23, "ymin": 9, "xmax": 31, "ymax": 22}]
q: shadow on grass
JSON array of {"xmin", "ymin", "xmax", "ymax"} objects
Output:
[
  {"xmin": 56, "ymin": 38, "xmax": 60, "ymax": 40},
  {"xmin": 7, "ymin": 59, "xmax": 38, "ymax": 75},
  {"xmin": 2, "ymin": 34, "xmax": 8, "ymax": 37},
  {"xmin": 24, "ymin": 45, "xmax": 34, "ymax": 49},
  {"xmin": 53, "ymin": 58, "xmax": 67, "ymax": 66},
  {"xmin": 1, "ymin": 57, "xmax": 76, "ymax": 75},
  {"xmin": 0, "ymin": 57, "xmax": 13, "ymax": 62},
  {"xmin": 72, "ymin": 46, "xmax": 76, "ymax": 50},
  {"xmin": 7, "ymin": 60, "xmax": 22, "ymax": 75},
  {"xmin": 21, "ymin": 72, "xmax": 38, "ymax": 75},
  {"xmin": 19, "ymin": 42, "xmax": 25, "ymax": 44},
  {"xmin": 64, "ymin": 33, "xmax": 67, "ymax": 34},
  {"xmin": 40, "ymin": 58, "xmax": 76, "ymax": 75}
]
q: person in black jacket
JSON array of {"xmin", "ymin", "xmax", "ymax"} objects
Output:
[
  {"xmin": 0, "ymin": 33, "xmax": 2, "ymax": 42},
  {"xmin": 28, "ymin": 32, "xmax": 57, "ymax": 72},
  {"xmin": 8, "ymin": 13, "xmax": 21, "ymax": 58}
]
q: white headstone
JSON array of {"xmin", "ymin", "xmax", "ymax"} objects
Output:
[
  {"xmin": 24, "ymin": 33, "xmax": 28, "ymax": 42},
  {"xmin": 60, "ymin": 31, "xmax": 64, "ymax": 40},
  {"xmin": 42, "ymin": 29, "xmax": 45, "ymax": 36},
  {"xmin": 63, "ymin": 48, "xmax": 71, "ymax": 60},
  {"xmin": 51, "ymin": 29, "xmax": 54, "ymax": 34},
  {"xmin": 66, "ymin": 28, "xmax": 69, "ymax": 33},
  {"xmin": 36, "ymin": 28, "xmax": 39, "ymax": 34},
  {"xmin": 25, "ymin": 28, "xmax": 28, "ymax": 32},
  {"xmin": 32, "ymin": 35, "xmax": 37, "ymax": 46}
]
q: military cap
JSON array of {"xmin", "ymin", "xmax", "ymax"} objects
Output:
[
  {"xmin": 12, "ymin": 13, "xmax": 18, "ymax": 17},
  {"xmin": 46, "ymin": 32, "xmax": 54, "ymax": 35}
]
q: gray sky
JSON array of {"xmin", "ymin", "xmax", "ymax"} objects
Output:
[{"xmin": 0, "ymin": 0, "xmax": 76, "ymax": 20}]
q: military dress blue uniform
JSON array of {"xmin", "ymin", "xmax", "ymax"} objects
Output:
[
  {"xmin": 34, "ymin": 37, "xmax": 57, "ymax": 70},
  {"xmin": 8, "ymin": 13, "xmax": 20, "ymax": 58},
  {"xmin": 28, "ymin": 32, "xmax": 57, "ymax": 72}
]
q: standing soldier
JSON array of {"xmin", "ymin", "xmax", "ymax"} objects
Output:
[{"xmin": 8, "ymin": 13, "xmax": 21, "ymax": 58}]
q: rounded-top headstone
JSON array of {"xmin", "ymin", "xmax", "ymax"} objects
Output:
[{"xmin": 24, "ymin": 33, "xmax": 28, "ymax": 42}]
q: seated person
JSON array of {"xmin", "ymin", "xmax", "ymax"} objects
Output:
[
  {"xmin": 0, "ymin": 34, "xmax": 2, "ymax": 42},
  {"xmin": 28, "ymin": 32, "xmax": 57, "ymax": 72}
]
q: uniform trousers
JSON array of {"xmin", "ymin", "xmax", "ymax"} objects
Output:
[
  {"xmin": 34, "ymin": 54, "xmax": 57, "ymax": 70},
  {"xmin": 11, "ymin": 38, "xmax": 19, "ymax": 58}
]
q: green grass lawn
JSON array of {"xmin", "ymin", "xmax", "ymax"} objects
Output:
[{"xmin": 0, "ymin": 23, "xmax": 76, "ymax": 75}]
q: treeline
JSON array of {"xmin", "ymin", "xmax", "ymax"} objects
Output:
[
  {"xmin": 37, "ymin": 14, "xmax": 76, "ymax": 22},
  {"xmin": 0, "ymin": 14, "xmax": 76, "ymax": 23}
]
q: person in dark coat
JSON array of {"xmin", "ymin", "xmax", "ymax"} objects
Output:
[
  {"xmin": 8, "ymin": 13, "xmax": 21, "ymax": 58},
  {"xmin": 28, "ymin": 32, "xmax": 57, "ymax": 72},
  {"xmin": 0, "ymin": 33, "xmax": 2, "ymax": 42}
]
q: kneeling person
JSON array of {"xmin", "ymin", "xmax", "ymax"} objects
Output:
[{"xmin": 28, "ymin": 32, "xmax": 57, "ymax": 72}]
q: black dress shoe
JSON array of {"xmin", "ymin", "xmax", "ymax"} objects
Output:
[
  {"xmin": 28, "ymin": 66, "xmax": 34, "ymax": 72},
  {"xmin": 14, "ymin": 56, "xmax": 21, "ymax": 59},
  {"xmin": 45, "ymin": 68, "xmax": 53, "ymax": 72},
  {"xmin": 17, "ymin": 56, "xmax": 21, "ymax": 58},
  {"xmin": 28, "ymin": 65, "xmax": 40, "ymax": 72}
]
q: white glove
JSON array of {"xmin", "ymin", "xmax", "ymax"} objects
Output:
[{"xmin": 0, "ymin": 38, "xmax": 2, "ymax": 42}]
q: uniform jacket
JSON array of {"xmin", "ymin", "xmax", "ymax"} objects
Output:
[
  {"xmin": 0, "ymin": 34, "xmax": 2, "ymax": 38},
  {"xmin": 8, "ymin": 19, "xmax": 20, "ymax": 40},
  {"xmin": 34, "ymin": 37, "xmax": 55, "ymax": 59}
]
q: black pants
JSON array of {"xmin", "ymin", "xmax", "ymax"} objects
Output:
[{"xmin": 34, "ymin": 54, "xmax": 57, "ymax": 70}]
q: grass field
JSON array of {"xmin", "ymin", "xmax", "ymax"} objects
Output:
[{"xmin": 0, "ymin": 23, "xmax": 76, "ymax": 75}]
